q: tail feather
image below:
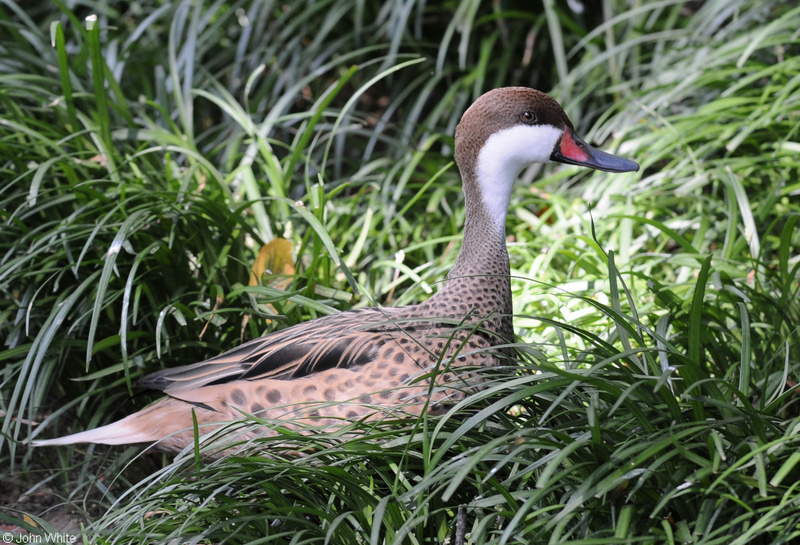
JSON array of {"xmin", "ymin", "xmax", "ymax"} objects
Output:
[
  {"xmin": 30, "ymin": 396, "xmax": 206, "ymax": 448},
  {"xmin": 30, "ymin": 413, "xmax": 162, "ymax": 446}
]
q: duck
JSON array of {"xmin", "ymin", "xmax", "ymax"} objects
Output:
[{"xmin": 32, "ymin": 87, "xmax": 638, "ymax": 453}]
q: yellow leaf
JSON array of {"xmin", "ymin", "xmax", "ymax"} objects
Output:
[
  {"xmin": 248, "ymin": 238, "xmax": 296, "ymax": 325},
  {"xmin": 249, "ymin": 238, "xmax": 295, "ymax": 287}
]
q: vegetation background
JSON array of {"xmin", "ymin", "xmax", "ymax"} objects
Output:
[{"xmin": 1, "ymin": 0, "xmax": 798, "ymax": 543}]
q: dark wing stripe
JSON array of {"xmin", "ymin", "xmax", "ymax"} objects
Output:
[
  {"xmin": 240, "ymin": 336, "xmax": 380, "ymax": 381},
  {"xmin": 141, "ymin": 306, "xmax": 485, "ymax": 392},
  {"xmin": 138, "ymin": 306, "xmax": 410, "ymax": 392}
]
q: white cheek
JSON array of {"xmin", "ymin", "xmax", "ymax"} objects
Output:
[{"xmin": 476, "ymin": 125, "xmax": 562, "ymax": 229}]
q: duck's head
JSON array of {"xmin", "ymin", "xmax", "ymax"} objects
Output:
[
  {"xmin": 456, "ymin": 87, "xmax": 639, "ymax": 175},
  {"xmin": 455, "ymin": 87, "xmax": 639, "ymax": 228}
]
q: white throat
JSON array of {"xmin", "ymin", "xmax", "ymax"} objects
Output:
[{"xmin": 475, "ymin": 124, "xmax": 562, "ymax": 231}]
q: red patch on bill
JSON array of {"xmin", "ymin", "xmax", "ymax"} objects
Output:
[{"xmin": 560, "ymin": 130, "xmax": 589, "ymax": 162}]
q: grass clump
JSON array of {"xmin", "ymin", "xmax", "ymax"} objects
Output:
[{"xmin": 1, "ymin": 0, "xmax": 799, "ymax": 543}]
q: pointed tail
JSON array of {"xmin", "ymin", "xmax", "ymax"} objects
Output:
[
  {"xmin": 29, "ymin": 396, "xmax": 203, "ymax": 448},
  {"xmin": 30, "ymin": 412, "xmax": 164, "ymax": 446}
]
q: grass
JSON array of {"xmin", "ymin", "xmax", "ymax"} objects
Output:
[{"xmin": 1, "ymin": 0, "xmax": 799, "ymax": 543}]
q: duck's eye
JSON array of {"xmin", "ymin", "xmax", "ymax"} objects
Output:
[{"xmin": 520, "ymin": 111, "xmax": 537, "ymax": 124}]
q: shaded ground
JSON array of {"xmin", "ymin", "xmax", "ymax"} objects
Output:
[
  {"xmin": 1, "ymin": 471, "xmax": 92, "ymax": 541},
  {"xmin": 2, "ymin": 445, "xmax": 166, "ymax": 543}
]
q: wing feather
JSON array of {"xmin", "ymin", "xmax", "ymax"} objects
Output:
[{"xmin": 137, "ymin": 306, "xmax": 408, "ymax": 393}]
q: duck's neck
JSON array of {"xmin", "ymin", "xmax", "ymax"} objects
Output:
[
  {"xmin": 446, "ymin": 175, "xmax": 510, "ymax": 284},
  {"xmin": 435, "ymin": 162, "xmax": 515, "ymax": 342}
]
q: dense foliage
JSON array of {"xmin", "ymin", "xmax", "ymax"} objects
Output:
[{"xmin": 1, "ymin": 0, "xmax": 798, "ymax": 543}]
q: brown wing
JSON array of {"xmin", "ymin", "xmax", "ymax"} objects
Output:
[{"xmin": 136, "ymin": 306, "xmax": 417, "ymax": 393}]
